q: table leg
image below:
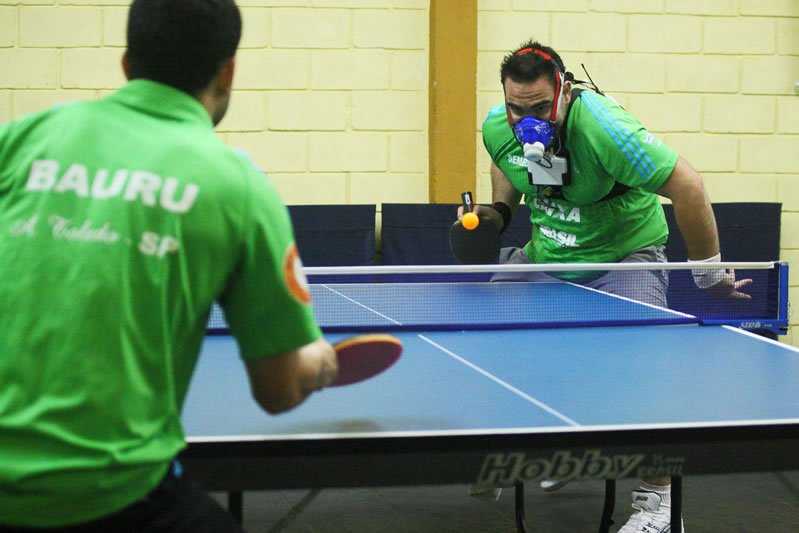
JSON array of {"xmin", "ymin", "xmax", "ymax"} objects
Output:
[
  {"xmin": 598, "ymin": 479, "xmax": 616, "ymax": 533},
  {"xmin": 671, "ymin": 477, "xmax": 682, "ymax": 532},
  {"xmin": 514, "ymin": 482, "xmax": 528, "ymax": 533}
]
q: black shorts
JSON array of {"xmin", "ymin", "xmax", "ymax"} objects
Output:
[{"xmin": 0, "ymin": 461, "xmax": 245, "ymax": 533}]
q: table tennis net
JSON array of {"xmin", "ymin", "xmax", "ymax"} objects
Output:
[{"xmin": 207, "ymin": 262, "xmax": 787, "ymax": 334}]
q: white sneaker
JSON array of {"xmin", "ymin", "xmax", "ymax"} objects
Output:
[
  {"xmin": 539, "ymin": 479, "xmax": 568, "ymax": 492},
  {"xmin": 617, "ymin": 489, "xmax": 685, "ymax": 533}
]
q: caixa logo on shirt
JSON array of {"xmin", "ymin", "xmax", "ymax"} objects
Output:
[{"xmin": 475, "ymin": 450, "xmax": 684, "ymax": 485}]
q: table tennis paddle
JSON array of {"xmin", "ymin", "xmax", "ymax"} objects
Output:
[
  {"xmin": 449, "ymin": 191, "xmax": 501, "ymax": 264},
  {"xmin": 329, "ymin": 334, "xmax": 403, "ymax": 387}
]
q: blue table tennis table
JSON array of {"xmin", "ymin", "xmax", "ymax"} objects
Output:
[{"xmin": 180, "ymin": 270, "xmax": 799, "ymax": 532}]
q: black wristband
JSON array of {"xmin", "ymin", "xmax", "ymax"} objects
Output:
[{"xmin": 492, "ymin": 202, "xmax": 512, "ymax": 233}]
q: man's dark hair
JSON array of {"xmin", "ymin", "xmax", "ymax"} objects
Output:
[
  {"xmin": 126, "ymin": 0, "xmax": 242, "ymax": 95},
  {"xmin": 500, "ymin": 40, "xmax": 566, "ymax": 88}
]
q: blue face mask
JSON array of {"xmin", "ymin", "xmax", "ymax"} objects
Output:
[{"xmin": 512, "ymin": 115, "xmax": 555, "ymax": 148}]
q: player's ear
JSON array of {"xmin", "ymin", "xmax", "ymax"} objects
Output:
[
  {"xmin": 215, "ymin": 57, "xmax": 236, "ymax": 97},
  {"xmin": 563, "ymin": 80, "xmax": 572, "ymax": 105},
  {"xmin": 122, "ymin": 51, "xmax": 130, "ymax": 80}
]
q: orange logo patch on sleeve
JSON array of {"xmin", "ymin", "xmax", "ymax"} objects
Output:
[{"xmin": 282, "ymin": 243, "xmax": 311, "ymax": 305}]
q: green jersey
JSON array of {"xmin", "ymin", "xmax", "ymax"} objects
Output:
[
  {"xmin": 0, "ymin": 80, "xmax": 321, "ymax": 527},
  {"xmin": 482, "ymin": 89, "xmax": 679, "ymax": 264}
]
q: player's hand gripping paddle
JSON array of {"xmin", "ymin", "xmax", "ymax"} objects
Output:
[
  {"xmin": 329, "ymin": 334, "xmax": 403, "ymax": 387},
  {"xmin": 449, "ymin": 191, "xmax": 501, "ymax": 264}
]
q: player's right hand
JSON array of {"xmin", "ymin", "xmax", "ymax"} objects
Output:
[{"xmin": 705, "ymin": 270, "xmax": 753, "ymax": 300}]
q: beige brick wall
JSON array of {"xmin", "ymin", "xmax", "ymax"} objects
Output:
[
  {"xmin": 2, "ymin": 1, "xmax": 798, "ymax": 341},
  {"xmin": 476, "ymin": 0, "xmax": 799, "ymax": 345},
  {"xmin": 0, "ymin": 1, "xmax": 430, "ymax": 209}
]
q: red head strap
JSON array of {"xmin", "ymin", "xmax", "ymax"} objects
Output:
[
  {"xmin": 509, "ymin": 46, "xmax": 563, "ymax": 124},
  {"xmin": 515, "ymin": 47, "xmax": 553, "ymax": 61}
]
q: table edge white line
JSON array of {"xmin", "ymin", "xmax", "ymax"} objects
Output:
[
  {"xmin": 722, "ymin": 325, "xmax": 799, "ymax": 351},
  {"xmin": 566, "ymin": 282, "xmax": 695, "ymax": 319},
  {"xmin": 304, "ymin": 262, "xmax": 778, "ymax": 275},
  {"xmin": 186, "ymin": 417, "xmax": 799, "ymax": 443}
]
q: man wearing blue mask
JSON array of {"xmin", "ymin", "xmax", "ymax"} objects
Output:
[
  {"xmin": 473, "ymin": 40, "xmax": 752, "ymax": 304},
  {"xmin": 466, "ymin": 40, "xmax": 753, "ymax": 533}
]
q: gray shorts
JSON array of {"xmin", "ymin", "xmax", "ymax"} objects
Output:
[{"xmin": 492, "ymin": 245, "xmax": 669, "ymax": 308}]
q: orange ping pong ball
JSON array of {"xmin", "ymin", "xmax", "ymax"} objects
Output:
[{"xmin": 462, "ymin": 212, "xmax": 479, "ymax": 230}]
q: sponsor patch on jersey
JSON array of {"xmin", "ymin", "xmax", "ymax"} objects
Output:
[
  {"xmin": 507, "ymin": 154, "xmax": 527, "ymax": 167},
  {"xmin": 282, "ymin": 243, "xmax": 311, "ymax": 305}
]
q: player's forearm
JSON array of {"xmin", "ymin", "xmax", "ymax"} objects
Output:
[
  {"xmin": 490, "ymin": 163, "xmax": 522, "ymax": 210},
  {"xmin": 674, "ymin": 202, "xmax": 719, "ymax": 260},
  {"xmin": 657, "ymin": 157, "xmax": 720, "ymax": 260},
  {"xmin": 246, "ymin": 338, "xmax": 337, "ymax": 414}
]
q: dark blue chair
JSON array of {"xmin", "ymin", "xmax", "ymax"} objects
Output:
[{"xmin": 288, "ymin": 205, "xmax": 376, "ymax": 267}]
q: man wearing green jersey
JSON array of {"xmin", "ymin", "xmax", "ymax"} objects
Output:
[
  {"xmin": 0, "ymin": 1, "xmax": 337, "ymax": 531},
  {"xmin": 464, "ymin": 41, "xmax": 751, "ymax": 533}
]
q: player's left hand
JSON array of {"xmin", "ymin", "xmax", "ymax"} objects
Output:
[
  {"xmin": 705, "ymin": 270, "xmax": 753, "ymax": 300},
  {"xmin": 457, "ymin": 204, "xmax": 504, "ymax": 233}
]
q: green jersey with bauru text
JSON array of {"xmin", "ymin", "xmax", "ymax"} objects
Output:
[{"xmin": 0, "ymin": 80, "xmax": 321, "ymax": 527}]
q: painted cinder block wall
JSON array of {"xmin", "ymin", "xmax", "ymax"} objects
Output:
[{"xmin": 1, "ymin": 0, "xmax": 796, "ymax": 343}]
